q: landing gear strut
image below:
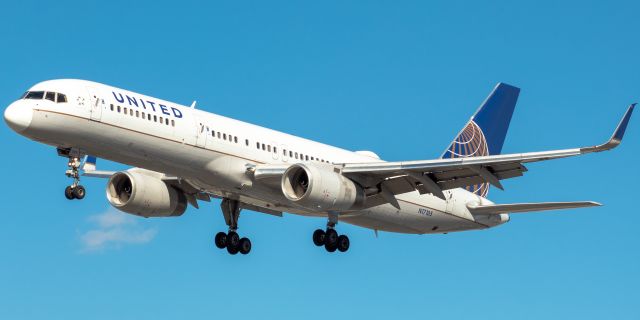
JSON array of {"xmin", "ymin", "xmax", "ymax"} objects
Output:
[
  {"xmin": 60, "ymin": 149, "xmax": 86, "ymax": 200},
  {"xmin": 312, "ymin": 213, "xmax": 350, "ymax": 253},
  {"xmin": 213, "ymin": 198, "xmax": 251, "ymax": 255}
]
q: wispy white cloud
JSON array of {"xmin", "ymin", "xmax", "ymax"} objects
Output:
[{"xmin": 79, "ymin": 209, "xmax": 158, "ymax": 252}]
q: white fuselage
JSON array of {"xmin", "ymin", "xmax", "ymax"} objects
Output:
[{"xmin": 5, "ymin": 79, "xmax": 508, "ymax": 234}]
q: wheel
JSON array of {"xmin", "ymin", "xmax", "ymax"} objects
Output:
[
  {"xmin": 64, "ymin": 186, "xmax": 75, "ymax": 200},
  {"xmin": 312, "ymin": 229, "xmax": 326, "ymax": 246},
  {"xmin": 214, "ymin": 232, "xmax": 227, "ymax": 249},
  {"xmin": 325, "ymin": 242, "xmax": 337, "ymax": 252},
  {"xmin": 72, "ymin": 185, "xmax": 86, "ymax": 200},
  {"xmin": 239, "ymin": 237, "xmax": 251, "ymax": 255},
  {"xmin": 325, "ymin": 229, "xmax": 338, "ymax": 247},
  {"xmin": 337, "ymin": 235, "xmax": 350, "ymax": 252},
  {"xmin": 227, "ymin": 231, "xmax": 240, "ymax": 248},
  {"xmin": 227, "ymin": 244, "xmax": 239, "ymax": 255}
]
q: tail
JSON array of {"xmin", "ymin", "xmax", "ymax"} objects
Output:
[{"xmin": 441, "ymin": 82, "xmax": 520, "ymax": 197}]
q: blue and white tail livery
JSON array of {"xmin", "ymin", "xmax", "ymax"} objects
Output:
[
  {"xmin": 3, "ymin": 79, "xmax": 634, "ymax": 255},
  {"xmin": 442, "ymin": 83, "xmax": 520, "ymax": 197}
]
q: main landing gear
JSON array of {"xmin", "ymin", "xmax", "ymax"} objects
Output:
[
  {"xmin": 214, "ymin": 198, "xmax": 251, "ymax": 255},
  {"xmin": 62, "ymin": 152, "xmax": 86, "ymax": 200},
  {"xmin": 312, "ymin": 213, "xmax": 350, "ymax": 253}
]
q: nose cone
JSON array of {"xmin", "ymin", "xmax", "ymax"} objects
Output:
[{"xmin": 4, "ymin": 101, "xmax": 32, "ymax": 133}]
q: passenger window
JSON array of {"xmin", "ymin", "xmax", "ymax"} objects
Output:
[
  {"xmin": 245, "ymin": 139, "xmax": 249, "ymax": 146},
  {"xmin": 289, "ymin": 151, "xmax": 293, "ymax": 157},
  {"xmin": 171, "ymin": 120, "xmax": 175, "ymax": 127},
  {"xmin": 117, "ymin": 106, "xmax": 121, "ymax": 113},
  {"xmin": 56, "ymin": 93, "xmax": 67, "ymax": 103},
  {"xmin": 142, "ymin": 112, "xmax": 145, "ymax": 118},
  {"xmin": 124, "ymin": 107, "xmax": 128, "ymax": 114},
  {"xmin": 256, "ymin": 142, "xmax": 260, "ymax": 149},
  {"xmin": 148, "ymin": 114, "xmax": 151, "ymax": 120},
  {"xmin": 295, "ymin": 152, "xmax": 298, "ymax": 159},
  {"xmin": 262, "ymin": 143, "xmax": 266, "ymax": 151},
  {"xmin": 223, "ymin": 133, "xmax": 227, "ymax": 140},
  {"xmin": 212, "ymin": 130, "xmax": 216, "ymax": 137},
  {"xmin": 130, "ymin": 109, "xmax": 133, "ymax": 116},
  {"xmin": 305, "ymin": 155, "xmax": 309, "ymax": 161},
  {"xmin": 267, "ymin": 145, "xmax": 271, "ymax": 152},
  {"xmin": 159, "ymin": 116, "xmax": 163, "ymax": 123},
  {"xmin": 25, "ymin": 91, "xmax": 44, "ymax": 99},
  {"xmin": 165, "ymin": 118, "xmax": 169, "ymax": 125},
  {"xmin": 136, "ymin": 110, "xmax": 139, "ymax": 117},
  {"xmin": 154, "ymin": 115, "xmax": 157, "ymax": 122},
  {"xmin": 283, "ymin": 149, "xmax": 287, "ymax": 155},
  {"xmin": 234, "ymin": 136, "xmax": 238, "ymax": 143},
  {"xmin": 110, "ymin": 104, "xmax": 114, "ymax": 111},
  {"xmin": 217, "ymin": 132, "xmax": 221, "ymax": 139},
  {"xmin": 45, "ymin": 92, "xmax": 55, "ymax": 101}
]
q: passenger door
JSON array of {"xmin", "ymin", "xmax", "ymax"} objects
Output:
[
  {"xmin": 195, "ymin": 118, "xmax": 207, "ymax": 148},
  {"xmin": 86, "ymin": 87, "xmax": 102, "ymax": 121}
]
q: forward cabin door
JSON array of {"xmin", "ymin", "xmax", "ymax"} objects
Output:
[
  {"xmin": 86, "ymin": 86, "xmax": 102, "ymax": 121},
  {"xmin": 195, "ymin": 118, "xmax": 207, "ymax": 148}
]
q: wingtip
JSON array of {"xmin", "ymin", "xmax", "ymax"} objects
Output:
[{"xmin": 611, "ymin": 103, "xmax": 635, "ymax": 143}]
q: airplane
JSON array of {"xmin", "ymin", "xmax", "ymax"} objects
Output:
[{"xmin": 3, "ymin": 79, "xmax": 634, "ymax": 255}]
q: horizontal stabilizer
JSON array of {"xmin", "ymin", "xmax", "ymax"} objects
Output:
[{"xmin": 467, "ymin": 201, "xmax": 601, "ymax": 215}]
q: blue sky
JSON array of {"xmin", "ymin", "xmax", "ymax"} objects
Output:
[{"xmin": 1, "ymin": 1, "xmax": 638, "ymax": 319}]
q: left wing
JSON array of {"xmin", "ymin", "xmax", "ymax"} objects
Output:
[{"xmin": 340, "ymin": 104, "xmax": 634, "ymax": 202}]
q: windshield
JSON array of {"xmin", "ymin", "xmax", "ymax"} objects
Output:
[
  {"xmin": 21, "ymin": 91, "xmax": 67, "ymax": 103},
  {"xmin": 25, "ymin": 91, "xmax": 44, "ymax": 99}
]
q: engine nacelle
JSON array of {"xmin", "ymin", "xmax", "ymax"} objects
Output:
[
  {"xmin": 281, "ymin": 163, "xmax": 364, "ymax": 211},
  {"xmin": 106, "ymin": 169, "xmax": 187, "ymax": 217}
]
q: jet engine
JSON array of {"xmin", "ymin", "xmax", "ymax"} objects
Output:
[
  {"xmin": 106, "ymin": 169, "xmax": 187, "ymax": 217},
  {"xmin": 281, "ymin": 163, "xmax": 364, "ymax": 211}
]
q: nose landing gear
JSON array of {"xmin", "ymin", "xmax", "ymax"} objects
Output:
[{"xmin": 59, "ymin": 148, "xmax": 86, "ymax": 200}]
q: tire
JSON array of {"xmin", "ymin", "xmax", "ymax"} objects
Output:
[
  {"xmin": 337, "ymin": 235, "xmax": 350, "ymax": 252},
  {"xmin": 214, "ymin": 232, "xmax": 227, "ymax": 249},
  {"xmin": 325, "ymin": 242, "xmax": 337, "ymax": 252},
  {"xmin": 227, "ymin": 231, "xmax": 240, "ymax": 248},
  {"xmin": 325, "ymin": 229, "xmax": 338, "ymax": 246},
  {"xmin": 227, "ymin": 244, "xmax": 239, "ymax": 255},
  {"xmin": 64, "ymin": 186, "xmax": 75, "ymax": 200},
  {"xmin": 239, "ymin": 238, "xmax": 251, "ymax": 255},
  {"xmin": 73, "ymin": 185, "xmax": 86, "ymax": 200},
  {"xmin": 312, "ymin": 229, "xmax": 326, "ymax": 246}
]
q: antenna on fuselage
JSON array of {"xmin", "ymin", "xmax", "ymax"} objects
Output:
[{"xmin": 190, "ymin": 101, "xmax": 197, "ymax": 109}]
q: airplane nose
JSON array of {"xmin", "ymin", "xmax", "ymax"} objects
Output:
[{"xmin": 4, "ymin": 101, "xmax": 33, "ymax": 133}]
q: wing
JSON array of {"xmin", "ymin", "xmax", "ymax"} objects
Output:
[{"xmin": 339, "ymin": 104, "xmax": 634, "ymax": 203}]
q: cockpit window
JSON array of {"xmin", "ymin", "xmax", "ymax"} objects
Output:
[
  {"xmin": 25, "ymin": 91, "xmax": 45, "ymax": 99},
  {"xmin": 21, "ymin": 91, "xmax": 67, "ymax": 103},
  {"xmin": 56, "ymin": 93, "xmax": 67, "ymax": 103}
]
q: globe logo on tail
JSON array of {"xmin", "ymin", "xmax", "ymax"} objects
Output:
[{"xmin": 444, "ymin": 120, "xmax": 490, "ymax": 197}]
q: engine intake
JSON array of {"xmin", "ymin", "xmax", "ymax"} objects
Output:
[
  {"xmin": 106, "ymin": 169, "xmax": 187, "ymax": 217},
  {"xmin": 281, "ymin": 163, "xmax": 364, "ymax": 211}
]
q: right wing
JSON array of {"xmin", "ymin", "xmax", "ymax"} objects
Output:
[{"xmin": 340, "ymin": 104, "xmax": 635, "ymax": 203}]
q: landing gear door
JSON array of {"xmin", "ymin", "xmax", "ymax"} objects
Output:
[{"xmin": 86, "ymin": 87, "xmax": 102, "ymax": 121}]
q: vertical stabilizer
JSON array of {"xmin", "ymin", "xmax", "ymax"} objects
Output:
[{"xmin": 441, "ymin": 83, "xmax": 520, "ymax": 196}]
